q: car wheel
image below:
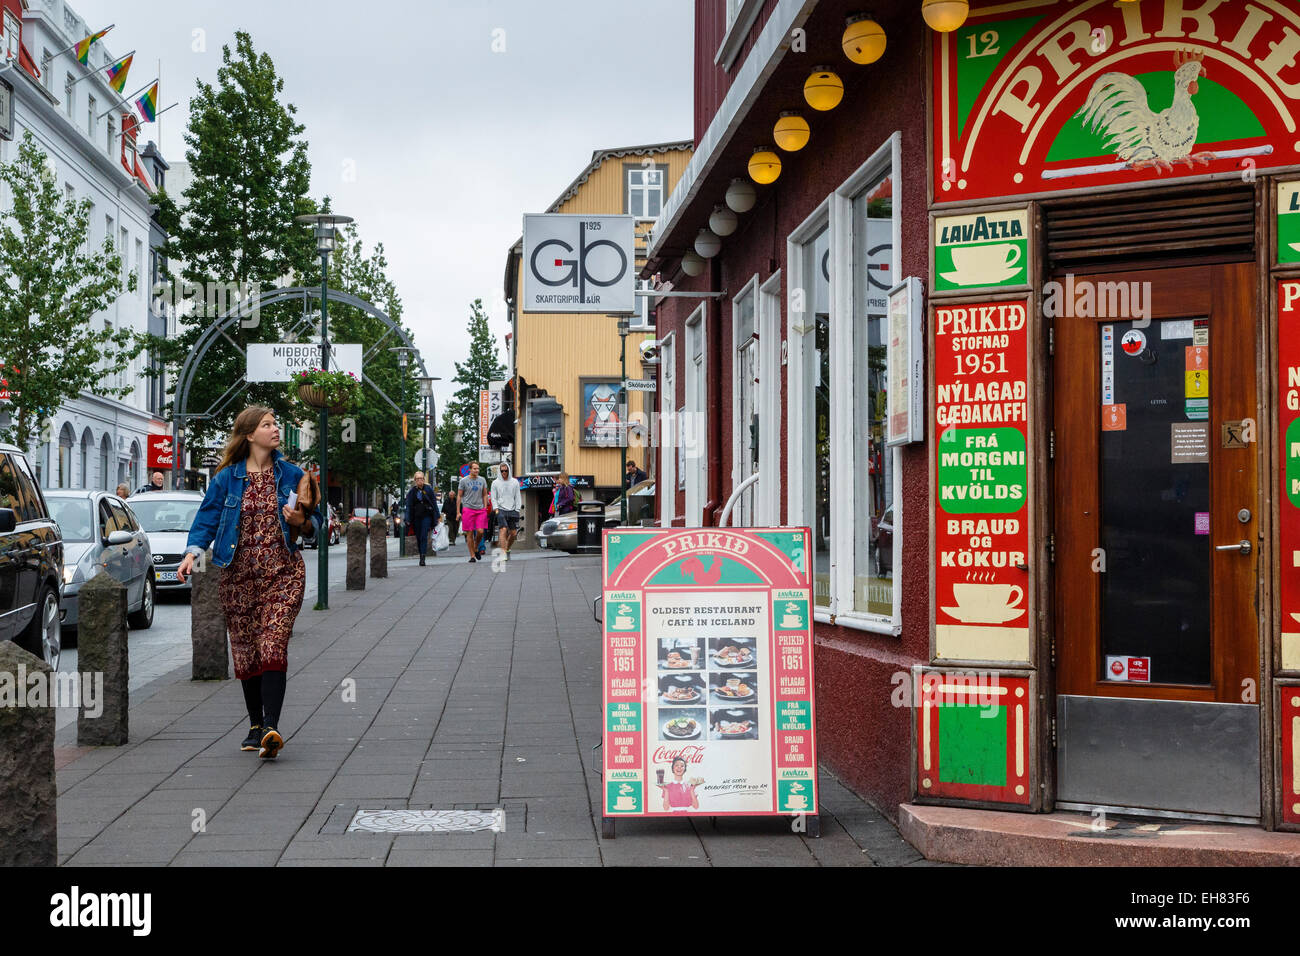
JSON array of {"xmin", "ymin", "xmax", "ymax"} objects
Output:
[
  {"xmin": 17, "ymin": 584, "xmax": 61, "ymax": 670},
  {"xmin": 128, "ymin": 577, "xmax": 155, "ymax": 629}
]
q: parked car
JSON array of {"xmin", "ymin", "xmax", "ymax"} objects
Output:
[
  {"xmin": 302, "ymin": 504, "xmax": 341, "ymax": 548},
  {"xmin": 126, "ymin": 490, "xmax": 204, "ymax": 594},
  {"xmin": 353, "ymin": 507, "xmax": 388, "ymax": 535},
  {"xmin": 0, "ymin": 445, "xmax": 64, "ymax": 668},
  {"xmin": 44, "ymin": 489, "xmax": 155, "ymax": 639},
  {"xmin": 536, "ymin": 480, "xmax": 655, "ymax": 553}
]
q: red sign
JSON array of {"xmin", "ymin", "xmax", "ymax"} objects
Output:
[
  {"xmin": 147, "ymin": 434, "xmax": 174, "ymax": 469},
  {"xmin": 1280, "ymin": 280, "xmax": 1300, "ymax": 677},
  {"xmin": 933, "ymin": 300, "xmax": 1031, "ymax": 663},
  {"xmin": 932, "ymin": 0, "xmax": 1300, "ymax": 204},
  {"xmin": 1127, "ymin": 657, "xmax": 1150, "ymax": 682},
  {"xmin": 600, "ymin": 528, "xmax": 816, "ymax": 820}
]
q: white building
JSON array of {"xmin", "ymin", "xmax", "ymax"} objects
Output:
[{"xmin": 0, "ymin": 0, "xmax": 167, "ymax": 491}]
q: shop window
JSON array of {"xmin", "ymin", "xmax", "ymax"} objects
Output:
[
  {"xmin": 526, "ymin": 396, "xmax": 563, "ymax": 474},
  {"xmin": 787, "ymin": 134, "xmax": 901, "ymax": 631},
  {"xmin": 659, "ymin": 331, "xmax": 677, "ymax": 527},
  {"xmin": 850, "ymin": 173, "xmax": 894, "ymax": 615},
  {"xmin": 684, "ymin": 305, "xmax": 707, "ymax": 525},
  {"xmin": 732, "ymin": 278, "xmax": 758, "ymax": 527}
]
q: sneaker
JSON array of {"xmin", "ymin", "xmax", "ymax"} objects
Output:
[
  {"xmin": 241, "ymin": 724, "xmax": 263, "ymax": 752},
  {"xmin": 259, "ymin": 726, "xmax": 283, "ymax": 760}
]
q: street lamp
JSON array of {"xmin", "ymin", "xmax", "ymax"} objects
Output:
[
  {"xmin": 416, "ymin": 375, "xmax": 440, "ymax": 485},
  {"xmin": 295, "ymin": 212, "xmax": 353, "ymax": 610},
  {"xmin": 617, "ymin": 316, "xmax": 630, "ymax": 525},
  {"xmin": 364, "ymin": 443, "xmax": 372, "ymax": 516}
]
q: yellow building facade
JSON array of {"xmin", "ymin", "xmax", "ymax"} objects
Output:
[{"xmin": 504, "ymin": 141, "xmax": 692, "ymax": 535}]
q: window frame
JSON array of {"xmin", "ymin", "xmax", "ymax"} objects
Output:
[
  {"xmin": 683, "ymin": 303, "xmax": 708, "ymax": 525},
  {"xmin": 658, "ymin": 330, "xmax": 677, "ymax": 527},
  {"xmin": 64, "ymin": 73, "xmax": 74, "ymax": 119},
  {"xmin": 730, "ymin": 274, "xmax": 760, "ymax": 527},
  {"xmin": 786, "ymin": 132, "xmax": 903, "ymax": 635},
  {"xmin": 624, "ymin": 163, "xmax": 667, "ymax": 221},
  {"xmin": 525, "ymin": 395, "xmax": 563, "ymax": 475}
]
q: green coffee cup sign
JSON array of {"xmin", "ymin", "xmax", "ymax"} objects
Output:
[
  {"xmin": 1280, "ymin": 182, "xmax": 1300, "ymax": 265},
  {"xmin": 934, "ymin": 209, "xmax": 1029, "ymax": 292}
]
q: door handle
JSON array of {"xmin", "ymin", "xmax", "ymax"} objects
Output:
[{"xmin": 1215, "ymin": 540, "xmax": 1252, "ymax": 555}]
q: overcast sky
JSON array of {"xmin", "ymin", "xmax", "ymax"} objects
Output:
[{"xmin": 70, "ymin": 0, "xmax": 694, "ymax": 419}]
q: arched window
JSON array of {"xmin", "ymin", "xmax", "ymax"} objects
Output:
[
  {"xmin": 100, "ymin": 435, "xmax": 112, "ymax": 490},
  {"xmin": 129, "ymin": 440, "xmax": 141, "ymax": 490},
  {"xmin": 80, "ymin": 428, "xmax": 93, "ymax": 488},
  {"xmin": 58, "ymin": 424, "xmax": 75, "ymax": 489}
]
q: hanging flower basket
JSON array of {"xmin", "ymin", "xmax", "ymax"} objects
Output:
[{"xmin": 292, "ymin": 368, "xmax": 360, "ymax": 415}]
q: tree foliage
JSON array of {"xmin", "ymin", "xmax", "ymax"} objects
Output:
[
  {"xmin": 150, "ymin": 30, "xmax": 316, "ymax": 451},
  {"xmin": 0, "ymin": 131, "xmax": 139, "ymax": 452}
]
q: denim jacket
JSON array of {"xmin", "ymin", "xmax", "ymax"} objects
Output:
[{"xmin": 185, "ymin": 451, "xmax": 323, "ymax": 569}]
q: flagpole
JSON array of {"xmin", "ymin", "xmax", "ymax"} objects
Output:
[
  {"xmin": 97, "ymin": 78, "xmax": 157, "ymax": 120},
  {"xmin": 47, "ymin": 24, "xmax": 115, "ymax": 62},
  {"xmin": 113, "ymin": 102, "xmax": 177, "ymax": 137},
  {"xmin": 67, "ymin": 49, "xmax": 134, "ymax": 88}
]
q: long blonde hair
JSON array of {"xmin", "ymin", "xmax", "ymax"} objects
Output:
[{"xmin": 216, "ymin": 405, "xmax": 276, "ymax": 473}]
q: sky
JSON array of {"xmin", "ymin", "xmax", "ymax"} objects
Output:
[{"xmin": 68, "ymin": 0, "xmax": 695, "ymax": 421}]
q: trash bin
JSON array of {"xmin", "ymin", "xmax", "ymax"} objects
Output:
[{"xmin": 576, "ymin": 502, "xmax": 604, "ymax": 554}]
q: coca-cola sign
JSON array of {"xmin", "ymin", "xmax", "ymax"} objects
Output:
[{"xmin": 147, "ymin": 434, "xmax": 174, "ymax": 469}]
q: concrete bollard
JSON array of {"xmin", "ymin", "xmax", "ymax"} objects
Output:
[
  {"xmin": 0, "ymin": 640, "xmax": 57, "ymax": 865},
  {"xmin": 190, "ymin": 549, "xmax": 228, "ymax": 681},
  {"xmin": 77, "ymin": 571, "xmax": 129, "ymax": 746},
  {"xmin": 346, "ymin": 520, "xmax": 366, "ymax": 590},
  {"xmin": 369, "ymin": 518, "xmax": 387, "ymax": 578}
]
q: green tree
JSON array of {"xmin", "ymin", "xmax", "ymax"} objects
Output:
[
  {"xmin": 151, "ymin": 30, "xmax": 316, "ymax": 450},
  {"xmin": 0, "ymin": 131, "xmax": 139, "ymax": 452},
  {"xmin": 296, "ymin": 223, "xmax": 422, "ymax": 506},
  {"xmin": 437, "ymin": 298, "xmax": 504, "ymax": 486}
]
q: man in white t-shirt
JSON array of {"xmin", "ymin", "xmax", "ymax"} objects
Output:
[{"xmin": 491, "ymin": 461, "xmax": 523, "ymax": 559}]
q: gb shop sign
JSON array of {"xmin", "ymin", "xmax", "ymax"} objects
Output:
[{"xmin": 522, "ymin": 215, "xmax": 636, "ymax": 314}]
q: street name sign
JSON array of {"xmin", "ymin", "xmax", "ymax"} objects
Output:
[
  {"xmin": 247, "ymin": 343, "xmax": 362, "ymax": 382},
  {"xmin": 623, "ymin": 379, "xmax": 656, "ymax": 392},
  {"xmin": 601, "ymin": 527, "xmax": 818, "ymax": 829}
]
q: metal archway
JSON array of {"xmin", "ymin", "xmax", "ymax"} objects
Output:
[{"xmin": 171, "ymin": 286, "xmax": 428, "ymax": 481}]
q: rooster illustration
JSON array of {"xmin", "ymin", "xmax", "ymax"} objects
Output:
[
  {"xmin": 681, "ymin": 554, "xmax": 723, "ymax": 586},
  {"xmin": 1077, "ymin": 49, "xmax": 1215, "ymax": 174}
]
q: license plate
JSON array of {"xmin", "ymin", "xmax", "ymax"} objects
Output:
[{"xmin": 155, "ymin": 570, "xmax": 178, "ymax": 582}]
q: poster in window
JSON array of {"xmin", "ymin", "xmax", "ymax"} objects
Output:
[{"xmin": 581, "ymin": 378, "xmax": 623, "ymax": 447}]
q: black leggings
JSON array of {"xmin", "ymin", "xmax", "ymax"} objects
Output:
[{"xmin": 240, "ymin": 671, "xmax": 287, "ymax": 728}]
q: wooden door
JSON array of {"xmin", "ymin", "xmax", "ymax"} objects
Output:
[{"xmin": 1054, "ymin": 263, "xmax": 1258, "ymax": 703}]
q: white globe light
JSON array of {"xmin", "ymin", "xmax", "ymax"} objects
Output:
[
  {"xmin": 694, "ymin": 228, "xmax": 722, "ymax": 259},
  {"xmin": 709, "ymin": 205, "xmax": 738, "ymax": 237},
  {"xmin": 681, "ymin": 251, "xmax": 705, "ymax": 276},
  {"xmin": 725, "ymin": 178, "xmax": 757, "ymax": 213}
]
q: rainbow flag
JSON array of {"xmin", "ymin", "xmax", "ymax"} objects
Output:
[
  {"xmin": 74, "ymin": 27, "xmax": 112, "ymax": 65},
  {"xmin": 103, "ymin": 54, "xmax": 133, "ymax": 94},
  {"xmin": 135, "ymin": 82, "xmax": 158, "ymax": 123}
]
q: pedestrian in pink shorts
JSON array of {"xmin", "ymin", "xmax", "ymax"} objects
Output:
[{"xmin": 456, "ymin": 462, "xmax": 490, "ymax": 563}]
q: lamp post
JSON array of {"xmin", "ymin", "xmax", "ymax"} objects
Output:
[
  {"xmin": 295, "ymin": 212, "xmax": 353, "ymax": 610},
  {"xmin": 617, "ymin": 316, "xmax": 629, "ymax": 525},
  {"xmin": 364, "ymin": 443, "xmax": 372, "ymax": 515},
  {"xmin": 389, "ymin": 347, "xmax": 417, "ymax": 556},
  {"xmin": 416, "ymin": 374, "xmax": 440, "ymax": 483}
]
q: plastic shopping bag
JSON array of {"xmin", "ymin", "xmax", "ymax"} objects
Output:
[{"xmin": 433, "ymin": 521, "xmax": 449, "ymax": 552}]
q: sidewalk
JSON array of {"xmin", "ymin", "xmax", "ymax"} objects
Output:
[{"xmin": 53, "ymin": 543, "xmax": 936, "ymax": 867}]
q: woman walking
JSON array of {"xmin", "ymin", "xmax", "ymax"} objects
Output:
[{"xmin": 175, "ymin": 406, "xmax": 322, "ymax": 760}]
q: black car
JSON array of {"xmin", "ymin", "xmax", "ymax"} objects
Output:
[{"xmin": 0, "ymin": 445, "xmax": 65, "ymax": 668}]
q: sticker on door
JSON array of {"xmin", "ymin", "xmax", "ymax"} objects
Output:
[{"xmin": 1106, "ymin": 655, "xmax": 1151, "ymax": 682}]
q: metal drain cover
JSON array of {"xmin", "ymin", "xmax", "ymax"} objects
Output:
[{"xmin": 347, "ymin": 809, "xmax": 505, "ymax": 833}]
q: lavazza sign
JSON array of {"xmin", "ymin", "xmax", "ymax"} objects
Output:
[{"xmin": 522, "ymin": 214, "xmax": 636, "ymax": 313}]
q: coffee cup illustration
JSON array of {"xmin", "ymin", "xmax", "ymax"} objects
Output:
[
  {"xmin": 947, "ymin": 243, "xmax": 1023, "ymax": 284},
  {"xmin": 787, "ymin": 794, "xmax": 809, "ymax": 809},
  {"xmin": 614, "ymin": 795, "xmax": 637, "ymax": 810},
  {"xmin": 610, "ymin": 603, "xmax": 636, "ymax": 630},
  {"xmin": 946, "ymin": 582, "xmax": 1025, "ymax": 624}
]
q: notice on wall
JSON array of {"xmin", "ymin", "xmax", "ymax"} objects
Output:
[
  {"xmin": 601, "ymin": 528, "xmax": 816, "ymax": 820},
  {"xmin": 1171, "ymin": 422, "xmax": 1210, "ymax": 464},
  {"xmin": 933, "ymin": 299, "xmax": 1031, "ymax": 664},
  {"xmin": 1279, "ymin": 280, "xmax": 1300, "ymax": 672}
]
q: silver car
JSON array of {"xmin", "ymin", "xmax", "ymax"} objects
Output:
[
  {"xmin": 126, "ymin": 490, "xmax": 204, "ymax": 594},
  {"xmin": 536, "ymin": 480, "xmax": 655, "ymax": 552},
  {"xmin": 44, "ymin": 490, "xmax": 155, "ymax": 633}
]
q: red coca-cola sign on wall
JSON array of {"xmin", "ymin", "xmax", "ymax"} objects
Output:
[{"xmin": 147, "ymin": 434, "xmax": 174, "ymax": 469}]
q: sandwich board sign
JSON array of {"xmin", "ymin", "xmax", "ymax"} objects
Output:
[
  {"xmin": 522, "ymin": 214, "xmax": 636, "ymax": 313},
  {"xmin": 600, "ymin": 527, "xmax": 818, "ymax": 837}
]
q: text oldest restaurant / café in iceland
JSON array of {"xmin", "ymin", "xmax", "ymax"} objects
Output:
[{"xmin": 640, "ymin": 0, "xmax": 1300, "ymax": 833}]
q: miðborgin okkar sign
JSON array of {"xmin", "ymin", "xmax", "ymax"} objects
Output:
[
  {"xmin": 601, "ymin": 528, "xmax": 817, "ymax": 826},
  {"xmin": 934, "ymin": 299, "xmax": 1031, "ymax": 665}
]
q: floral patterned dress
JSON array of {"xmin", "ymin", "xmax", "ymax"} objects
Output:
[{"xmin": 219, "ymin": 469, "xmax": 306, "ymax": 679}]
